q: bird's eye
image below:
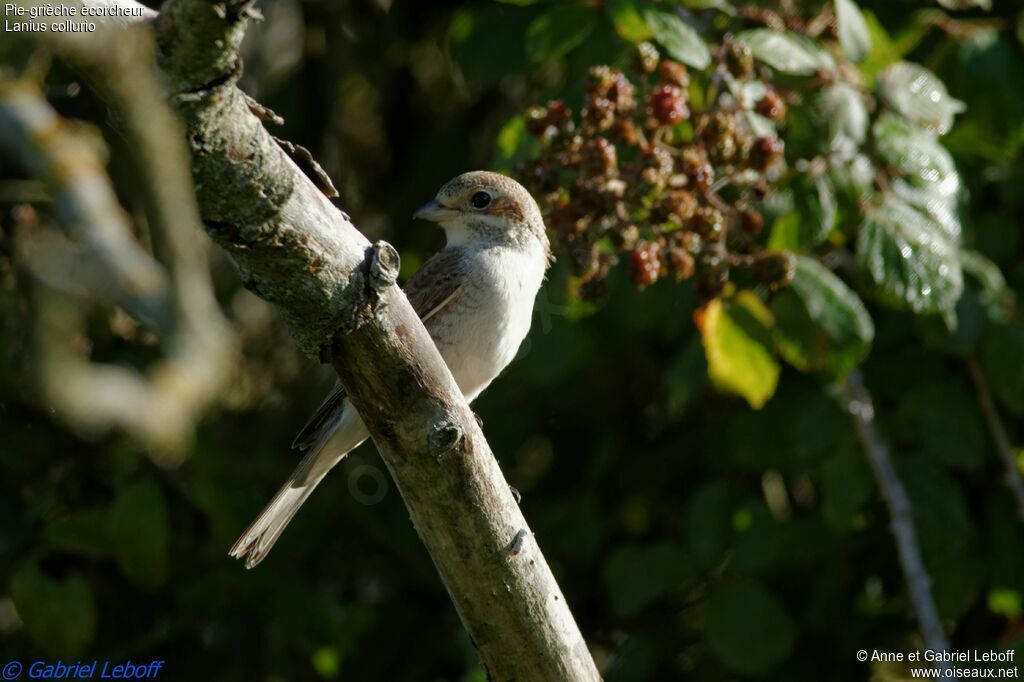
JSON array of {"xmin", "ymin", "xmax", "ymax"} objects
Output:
[{"xmin": 470, "ymin": 191, "xmax": 492, "ymax": 209}]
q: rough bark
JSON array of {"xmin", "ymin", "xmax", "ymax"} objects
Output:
[{"xmin": 74, "ymin": 0, "xmax": 600, "ymax": 678}]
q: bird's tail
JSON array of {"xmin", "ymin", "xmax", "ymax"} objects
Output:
[{"xmin": 229, "ymin": 474, "xmax": 325, "ymax": 569}]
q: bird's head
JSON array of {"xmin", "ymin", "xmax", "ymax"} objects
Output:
[{"xmin": 414, "ymin": 171, "xmax": 551, "ymax": 260}]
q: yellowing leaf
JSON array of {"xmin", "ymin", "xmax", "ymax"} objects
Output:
[{"xmin": 701, "ymin": 292, "xmax": 780, "ymax": 409}]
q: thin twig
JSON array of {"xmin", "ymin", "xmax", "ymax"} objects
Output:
[
  {"xmin": 842, "ymin": 371, "xmax": 952, "ymax": 681},
  {"xmin": 966, "ymin": 355, "xmax": 1024, "ymax": 522}
]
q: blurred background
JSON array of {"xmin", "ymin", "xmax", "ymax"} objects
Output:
[{"xmin": 2, "ymin": 0, "xmax": 1024, "ymax": 680}]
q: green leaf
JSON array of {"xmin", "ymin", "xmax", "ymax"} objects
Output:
[
  {"xmin": 766, "ymin": 177, "xmax": 836, "ymax": 251},
  {"xmin": 664, "ymin": 335, "xmax": 707, "ymax": 415},
  {"xmin": 674, "ymin": 0, "xmax": 736, "ymax": 15},
  {"xmin": 44, "ymin": 508, "xmax": 110, "ymax": 559},
  {"xmin": 835, "ymin": 0, "xmax": 871, "ymax": 63},
  {"xmin": 704, "ymin": 582, "xmax": 796, "ymax": 675},
  {"xmin": 735, "ymin": 28, "xmax": 835, "ymax": 75},
  {"xmin": 10, "ymin": 562, "xmax": 97, "ymax": 658},
  {"xmin": 819, "ymin": 442, "xmax": 874, "ymax": 530},
  {"xmin": 961, "ymin": 250, "xmax": 1014, "ymax": 322},
  {"xmin": 701, "ymin": 291, "xmax": 780, "ymax": 409},
  {"xmin": 772, "ymin": 256, "xmax": 874, "ymax": 377},
  {"xmin": 644, "ymin": 9, "xmax": 711, "ymax": 70},
  {"xmin": 855, "ymin": 197, "xmax": 963, "ymax": 315},
  {"xmin": 604, "ymin": 543, "xmax": 693, "ymax": 617},
  {"xmin": 495, "ymin": 114, "xmax": 528, "ymax": 162},
  {"xmin": 525, "ymin": 5, "xmax": 597, "ymax": 63},
  {"xmin": 892, "ymin": 179, "xmax": 960, "ymax": 246},
  {"xmin": 982, "ymin": 322, "xmax": 1024, "ymax": 414},
  {"xmin": 608, "ymin": 0, "xmax": 651, "ymax": 42},
  {"xmin": 896, "ymin": 378, "xmax": 987, "ymax": 469},
  {"xmin": 687, "ymin": 482, "xmax": 734, "ymax": 567},
  {"xmin": 878, "ymin": 62, "xmax": 966, "ymax": 135},
  {"xmin": 873, "ymin": 113, "xmax": 960, "ymax": 202},
  {"xmin": 818, "ymin": 82, "xmax": 868, "ymax": 154},
  {"xmin": 106, "ymin": 477, "xmax": 170, "ymax": 588},
  {"xmin": 937, "ymin": 0, "xmax": 992, "ymax": 12}
]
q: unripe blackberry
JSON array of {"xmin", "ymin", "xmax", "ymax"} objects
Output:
[
  {"xmin": 583, "ymin": 137, "xmax": 619, "ymax": 177},
  {"xmin": 586, "ymin": 66, "xmax": 635, "ymax": 113},
  {"xmin": 665, "ymin": 190, "xmax": 697, "ymax": 222},
  {"xmin": 754, "ymin": 252, "xmax": 797, "ymax": 291},
  {"xmin": 756, "ymin": 90, "xmax": 787, "ymax": 121},
  {"xmin": 748, "ymin": 135, "xmax": 785, "ymax": 171},
  {"xmin": 649, "ymin": 85, "xmax": 689, "ymax": 126},
  {"xmin": 584, "ymin": 96, "xmax": 617, "ymax": 132},
  {"xmin": 658, "ymin": 60, "xmax": 689, "ymax": 88},
  {"xmin": 667, "ymin": 241, "xmax": 695, "ymax": 281},
  {"xmin": 739, "ymin": 207, "xmax": 765, "ymax": 235},
  {"xmin": 681, "ymin": 146, "xmax": 715, "ymax": 194},
  {"xmin": 696, "ymin": 248, "xmax": 729, "ymax": 301},
  {"xmin": 726, "ymin": 42, "xmax": 754, "ymax": 78},
  {"xmin": 636, "ymin": 42, "xmax": 660, "ymax": 74},
  {"xmin": 692, "ymin": 205, "xmax": 724, "ymax": 239},
  {"xmin": 630, "ymin": 241, "xmax": 662, "ymax": 288},
  {"xmin": 616, "ymin": 119, "xmax": 639, "ymax": 146},
  {"xmin": 524, "ymin": 106, "xmax": 549, "ymax": 137}
]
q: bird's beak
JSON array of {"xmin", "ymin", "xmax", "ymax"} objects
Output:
[{"xmin": 413, "ymin": 199, "xmax": 455, "ymax": 223}]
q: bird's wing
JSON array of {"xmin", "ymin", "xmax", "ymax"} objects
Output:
[
  {"xmin": 291, "ymin": 379, "xmax": 346, "ymax": 451},
  {"xmin": 291, "ymin": 247, "xmax": 470, "ymax": 452},
  {"xmin": 404, "ymin": 247, "xmax": 471, "ymax": 323}
]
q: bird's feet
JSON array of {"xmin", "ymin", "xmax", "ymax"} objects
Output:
[
  {"xmin": 509, "ymin": 485, "xmax": 521, "ymax": 504},
  {"xmin": 473, "ymin": 412, "xmax": 484, "ymax": 429}
]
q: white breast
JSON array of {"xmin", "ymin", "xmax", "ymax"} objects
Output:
[{"xmin": 430, "ymin": 241, "xmax": 547, "ymax": 402}]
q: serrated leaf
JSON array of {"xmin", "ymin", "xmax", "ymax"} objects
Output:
[
  {"xmin": 525, "ymin": 5, "xmax": 597, "ymax": 63},
  {"xmin": 855, "ymin": 197, "xmax": 963, "ymax": 315},
  {"xmin": 644, "ymin": 9, "xmax": 710, "ymax": 70},
  {"xmin": 735, "ymin": 29, "xmax": 836, "ymax": 75},
  {"xmin": 878, "ymin": 61, "xmax": 966, "ymax": 135},
  {"xmin": 106, "ymin": 478, "xmax": 170, "ymax": 588},
  {"xmin": 772, "ymin": 256, "xmax": 874, "ymax": 377},
  {"xmin": 608, "ymin": 0, "xmax": 651, "ymax": 42},
  {"xmin": 835, "ymin": 0, "xmax": 871, "ymax": 62},
  {"xmin": 603, "ymin": 543, "xmax": 693, "ymax": 617},
  {"xmin": 701, "ymin": 291, "xmax": 780, "ymax": 409},
  {"xmin": 961, "ymin": 250, "xmax": 1014, "ymax": 322},
  {"xmin": 874, "ymin": 112, "xmax": 960, "ymax": 201},
  {"xmin": 829, "ymin": 153, "xmax": 874, "ymax": 200},
  {"xmin": 819, "ymin": 83, "xmax": 868, "ymax": 152},
  {"xmin": 10, "ymin": 562, "xmax": 97, "ymax": 658},
  {"xmin": 892, "ymin": 179, "xmax": 960, "ymax": 245},
  {"xmin": 704, "ymin": 582, "xmax": 796, "ymax": 675}
]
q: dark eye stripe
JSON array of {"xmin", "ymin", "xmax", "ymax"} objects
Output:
[{"xmin": 471, "ymin": 191, "xmax": 492, "ymax": 209}]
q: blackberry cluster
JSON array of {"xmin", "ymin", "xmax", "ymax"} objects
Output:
[{"xmin": 519, "ymin": 42, "xmax": 794, "ymax": 302}]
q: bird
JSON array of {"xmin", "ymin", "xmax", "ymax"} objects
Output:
[{"xmin": 230, "ymin": 171, "xmax": 553, "ymax": 568}]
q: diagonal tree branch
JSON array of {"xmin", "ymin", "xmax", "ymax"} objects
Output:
[
  {"xmin": 69, "ymin": 0, "xmax": 600, "ymax": 677},
  {"xmin": 966, "ymin": 355, "xmax": 1024, "ymax": 522},
  {"xmin": 842, "ymin": 371, "xmax": 951, "ymax": 682}
]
